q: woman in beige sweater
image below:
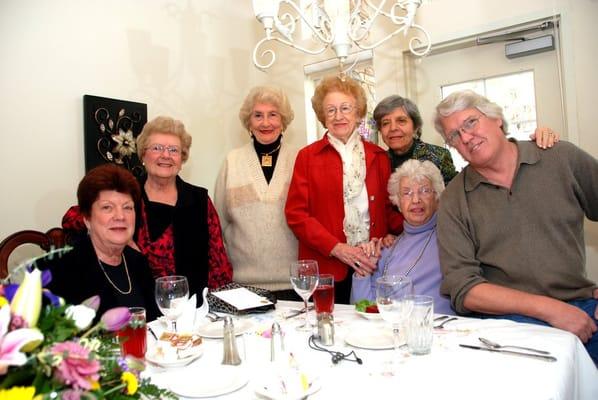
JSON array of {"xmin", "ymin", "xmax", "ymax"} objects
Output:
[{"xmin": 214, "ymin": 86, "xmax": 299, "ymax": 300}]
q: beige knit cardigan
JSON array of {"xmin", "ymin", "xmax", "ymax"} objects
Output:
[{"xmin": 214, "ymin": 141, "xmax": 298, "ymax": 291}]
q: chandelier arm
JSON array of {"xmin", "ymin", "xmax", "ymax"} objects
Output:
[
  {"xmin": 350, "ymin": 0, "xmax": 388, "ymax": 42},
  {"xmin": 280, "ymin": 0, "xmax": 333, "ymax": 43},
  {"xmin": 252, "ymin": 35, "xmax": 330, "ymax": 70},
  {"xmin": 363, "ymin": 0, "xmax": 393, "ymax": 19},
  {"xmin": 407, "ymin": 23, "xmax": 431, "ymax": 56}
]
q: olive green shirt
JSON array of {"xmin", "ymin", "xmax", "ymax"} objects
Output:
[{"xmin": 438, "ymin": 140, "xmax": 598, "ymax": 314}]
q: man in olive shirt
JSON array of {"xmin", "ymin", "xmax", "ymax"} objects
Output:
[{"xmin": 434, "ymin": 90, "xmax": 598, "ymax": 364}]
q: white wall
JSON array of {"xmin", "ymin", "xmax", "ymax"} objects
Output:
[
  {"xmin": 2, "ymin": 0, "xmax": 597, "ymax": 281},
  {"xmin": 0, "ymin": 0, "xmax": 307, "ymax": 243}
]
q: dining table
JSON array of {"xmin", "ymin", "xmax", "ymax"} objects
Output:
[{"xmin": 145, "ymin": 301, "xmax": 598, "ymax": 399}]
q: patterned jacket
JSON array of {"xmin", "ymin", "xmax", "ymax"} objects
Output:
[{"xmin": 388, "ymin": 138, "xmax": 457, "ymax": 185}]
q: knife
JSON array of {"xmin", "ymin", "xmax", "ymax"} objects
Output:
[
  {"xmin": 459, "ymin": 344, "xmax": 557, "ymax": 362},
  {"xmin": 284, "ymin": 305, "xmax": 315, "ymax": 319}
]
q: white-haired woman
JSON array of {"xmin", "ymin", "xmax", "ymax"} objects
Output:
[
  {"xmin": 214, "ymin": 86, "xmax": 299, "ymax": 300},
  {"xmin": 351, "ymin": 159, "xmax": 453, "ymax": 315}
]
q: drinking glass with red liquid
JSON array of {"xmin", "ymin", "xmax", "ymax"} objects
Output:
[
  {"xmin": 313, "ymin": 274, "xmax": 334, "ymax": 314},
  {"xmin": 118, "ymin": 307, "xmax": 147, "ymax": 359}
]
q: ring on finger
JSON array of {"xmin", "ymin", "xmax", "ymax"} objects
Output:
[{"xmin": 354, "ymin": 261, "xmax": 361, "ymax": 268}]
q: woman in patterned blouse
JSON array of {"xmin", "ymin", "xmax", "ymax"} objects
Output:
[{"xmin": 63, "ymin": 116, "xmax": 232, "ymax": 303}]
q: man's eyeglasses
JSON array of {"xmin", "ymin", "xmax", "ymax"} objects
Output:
[
  {"xmin": 400, "ymin": 186, "xmax": 435, "ymax": 199},
  {"xmin": 325, "ymin": 103, "xmax": 354, "ymax": 118},
  {"xmin": 445, "ymin": 115, "xmax": 481, "ymax": 146},
  {"xmin": 146, "ymin": 144, "xmax": 181, "ymax": 156}
]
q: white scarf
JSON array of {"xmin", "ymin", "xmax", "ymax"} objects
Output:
[{"xmin": 327, "ymin": 131, "xmax": 370, "ymax": 246}]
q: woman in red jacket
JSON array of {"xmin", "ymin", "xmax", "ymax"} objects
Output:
[{"xmin": 285, "ymin": 76, "xmax": 403, "ymax": 303}]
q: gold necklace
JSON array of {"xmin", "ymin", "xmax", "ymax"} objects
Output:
[
  {"xmin": 382, "ymin": 228, "xmax": 435, "ymax": 277},
  {"xmin": 97, "ymin": 255, "xmax": 132, "ymax": 295},
  {"xmin": 260, "ymin": 143, "xmax": 281, "ymax": 167}
]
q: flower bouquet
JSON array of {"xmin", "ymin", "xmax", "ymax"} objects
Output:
[{"xmin": 0, "ymin": 262, "xmax": 175, "ymax": 399}]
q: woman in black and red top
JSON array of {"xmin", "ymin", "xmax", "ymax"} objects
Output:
[{"xmin": 63, "ymin": 116, "xmax": 232, "ymax": 302}]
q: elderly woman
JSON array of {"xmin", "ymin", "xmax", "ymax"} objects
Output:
[
  {"xmin": 63, "ymin": 116, "xmax": 233, "ymax": 302},
  {"xmin": 351, "ymin": 159, "xmax": 453, "ymax": 315},
  {"xmin": 285, "ymin": 76, "xmax": 403, "ymax": 304},
  {"xmin": 214, "ymin": 86, "xmax": 299, "ymax": 300},
  {"xmin": 43, "ymin": 164, "xmax": 159, "ymax": 320},
  {"xmin": 374, "ymin": 95, "xmax": 559, "ymax": 185}
]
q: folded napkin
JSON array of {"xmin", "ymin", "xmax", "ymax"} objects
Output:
[
  {"xmin": 176, "ymin": 294, "xmax": 197, "ymax": 332},
  {"xmin": 150, "ymin": 294, "xmax": 198, "ymax": 334}
]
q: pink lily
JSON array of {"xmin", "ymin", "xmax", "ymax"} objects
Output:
[{"xmin": 0, "ymin": 305, "xmax": 44, "ymax": 375}]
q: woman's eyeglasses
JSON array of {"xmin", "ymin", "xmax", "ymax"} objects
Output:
[
  {"xmin": 325, "ymin": 103, "xmax": 354, "ymax": 118},
  {"xmin": 400, "ymin": 187, "xmax": 435, "ymax": 199},
  {"xmin": 146, "ymin": 144, "xmax": 181, "ymax": 156}
]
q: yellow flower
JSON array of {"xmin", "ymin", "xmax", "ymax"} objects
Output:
[
  {"xmin": 0, "ymin": 296, "xmax": 8, "ymax": 307},
  {"xmin": 90, "ymin": 380, "xmax": 101, "ymax": 390},
  {"xmin": 0, "ymin": 386, "xmax": 36, "ymax": 400},
  {"xmin": 121, "ymin": 371, "xmax": 138, "ymax": 395}
]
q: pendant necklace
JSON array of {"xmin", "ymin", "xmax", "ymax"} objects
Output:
[
  {"xmin": 382, "ymin": 228, "xmax": 435, "ymax": 277},
  {"xmin": 97, "ymin": 255, "xmax": 132, "ymax": 295},
  {"xmin": 260, "ymin": 143, "xmax": 281, "ymax": 167}
]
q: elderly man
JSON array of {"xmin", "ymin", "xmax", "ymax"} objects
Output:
[{"xmin": 434, "ymin": 90, "xmax": 598, "ymax": 364}]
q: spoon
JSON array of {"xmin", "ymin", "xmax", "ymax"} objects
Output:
[
  {"xmin": 434, "ymin": 316, "xmax": 458, "ymax": 329},
  {"xmin": 478, "ymin": 337, "xmax": 551, "ymax": 355}
]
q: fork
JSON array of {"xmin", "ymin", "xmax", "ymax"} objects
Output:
[
  {"xmin": 434, "ymin": 316, "xmax": 458, "ymax": 329},
  {"xmin": 206, "ymin": 312, "xmax": 225, "ymax": 322}
]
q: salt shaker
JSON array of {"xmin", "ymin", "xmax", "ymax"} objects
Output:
[
  {"xmin": 317, "ymin": 313, "xmax": 335, "ymax": 346},
  {"xmin": 221, "ymin": 316, "xmax": 242, "ymax": 365},
  {"xmin": 270, "ymin": 322, "xmax": 285, "ymax": 362}
]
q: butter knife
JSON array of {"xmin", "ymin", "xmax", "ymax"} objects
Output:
[
  {"xmin": 459, "ymin": 344, "xmax": 557, "ymax": 362},
  {"xmin": 284, "ymin": 305, "xmax": 314, "ymax": 319}
]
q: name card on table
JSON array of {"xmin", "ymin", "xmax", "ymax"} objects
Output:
[{"xmin": 212, "ymin": 287, "xmax": 274, "ymax": 311}]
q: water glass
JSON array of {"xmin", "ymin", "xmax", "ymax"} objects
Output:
[
  {"xmin": 118, "ymin": 307, "xmax": 147, "ymax": 359},
  {"xmin": 155, "ymin": 275, "xmax": 189, "ymax": 332},
  {"xmin": 290, "ymin": 260, "xmax": 319, "ymax": 331},
  {"xmin": 313, "ymin": 274, "xmax": 334, "ymax": 315},
  {"xmin": 406, "ymin": 295, "xmax": 434, "ymax": 355}
]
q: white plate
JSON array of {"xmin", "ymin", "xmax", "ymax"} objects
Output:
[
  {"xmin": 196, "ymin": 318, "xmax": 253, "ymax": 338},
  {"xmin": 355, "ymin": 310, "xmax": 383, "ymax": 320},
  {"xmin": 345, "ymin": 326, "xmax": 398, "ymax": 350},
  {"xmin": 254, "ymin": 375, "xmax": 321, "ymax": 400},
  {"xmin": 169, "ymin": 365, "xmax": 248, "ymax": 398},
  {"xmin": 145, "ymin": 340, "xmax": 203, "ymax": 368}
]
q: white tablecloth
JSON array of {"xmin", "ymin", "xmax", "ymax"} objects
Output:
[{"xmin": 146, "ymin": 301, "xmax": 598, "ymax": 399}]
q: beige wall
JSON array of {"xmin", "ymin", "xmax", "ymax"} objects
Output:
[
  {"xmin": 0, "ymin": 0, "xmax": 307, "ymax": 241},
  {"xmin": 2, "ymin": 0, "xmax": 597, "ymax": 280}
]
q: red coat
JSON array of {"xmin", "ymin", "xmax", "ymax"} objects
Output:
[{"xmin": 285, "ymin": 135, "xmax": 403, "ymax": 281}]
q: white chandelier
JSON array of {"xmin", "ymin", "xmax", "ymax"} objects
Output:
[{"xmin": 251, "ymin": 0, "xmax": 431, "ymax": 70}]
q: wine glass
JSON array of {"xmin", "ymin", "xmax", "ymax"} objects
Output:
[
  {"xmin": 376, "ymin": 275, "xmax": 414, "ymax": 356},
  {"xmin": 290, "ymin": 260, "xmax": 319, "ymax": 331},
  {"xmin": 155, "ymin": 275, "xmax": 189, "ymax": 332}
]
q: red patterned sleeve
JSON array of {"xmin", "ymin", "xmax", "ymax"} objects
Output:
[{"xmin": 206, "ymin": 197, "xmax": 233, "ymax": 288}]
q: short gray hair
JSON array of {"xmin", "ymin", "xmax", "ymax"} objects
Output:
[
  {"xmin": 373, "ymin": 95, "xmax": 423, "ymax": 138},
  {"xmin": 388, "ymin": 159, "xmax": 445, "ymax": 209},
  {"xmin": 239, "ymin": 86, "xmax": 294, "ymax": 132},
  {"xmin": 433, "ymin": 90, "xmax": 508, "ymax": 141}
]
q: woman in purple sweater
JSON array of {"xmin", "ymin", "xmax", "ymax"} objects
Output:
[{"xmin": 351, "ymin": 159, "xmax": 453, "ymax": 315}]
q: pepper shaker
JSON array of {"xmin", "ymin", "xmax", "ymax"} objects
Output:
[
  {"xmin": 270, "ymin": 322, "xmax": 285, "ymax": 362},
  {"xmin": 317, "ymin": 313, "xmax": 335, "ymax": 346},
  {"xmin": 221, "ymin": 316, "xmax": 242, "ymax": 365}
]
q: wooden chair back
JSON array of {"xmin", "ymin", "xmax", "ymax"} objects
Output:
[{"xmin": 0, "ymin": 228, "xmax": 66, "ymax": 279}]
